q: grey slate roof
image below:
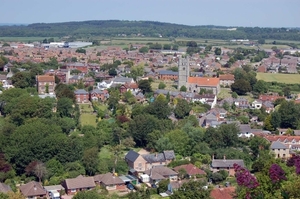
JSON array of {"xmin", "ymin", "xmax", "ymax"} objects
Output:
[
  {"xmin": 163, "ymin": 150, "xmax": 176, "ymax": 160},
  {"xmin": 144, "ymin": 166, "xmax": 178, "ymax": 178},
  {"xmin": 142, "ymin": 150, "xmax": 175, "ymax": 164},
  {"xmin": 211, "ymin": 159, "xmax": 244, "ymax": 168},
  {"xmin": 239, "ymin": 124, "xmax": 252, "ymax": 134},
  {"xmin": 125, "ymin": 150, "xmax": 140, "ymax": 162},
  {"xmin": 90, "ymin": 89, "xmax": 104, "ymax": 94},
  {"xmin": 113, "ymin": 77, "xmax": 133, "ymax": 83},
  {"xmin": 270, "ymin": 141, "xmax": 288, "ymax": 149},
  {"xmin": 0, "ymin": 182, "xmax": 12, "ymax": 193},
  {"xmin": 158, "ymin": 70, "xmax": 179, "ymax": 75},
  {"xmin": 74, "ymin": 89, "xmax": 89, "ymax": 95}
]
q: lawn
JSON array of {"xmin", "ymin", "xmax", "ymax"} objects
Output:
[
  {"xmin": 151, "ymin": 80, "xmax": 177, "ymax": 91},
  {"xmin": 256, "ymin": 73, "xmax": 300, "ymax": 84},
  {"xmin": 79, "ymin": 104, "xmax": 97, "ymax": 127}
]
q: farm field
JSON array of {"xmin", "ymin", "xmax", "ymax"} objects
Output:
[{"xmin": 256, "ymin": 73, "xmax": 300, "ymax": 84}]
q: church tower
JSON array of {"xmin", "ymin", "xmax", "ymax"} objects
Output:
[{"xmin": 178, "ymin": 56, "xmax": 189, "ymax": 90}]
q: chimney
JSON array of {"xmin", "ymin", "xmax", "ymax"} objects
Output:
[
  {"xmin": 223, "ymin": 155, "xmax": 226, "ymax": 160},
  {"xmin": 33, "ymin": 185, "xmax": 37, "ymax": 191},
  {"xmin": 212, "ymin": 154, "xmax": 215, "ymax": 160}
]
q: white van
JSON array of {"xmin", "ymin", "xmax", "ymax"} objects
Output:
[{"xmin": 49, "ymin": 190, "xmax": 60, "ymax": 199}]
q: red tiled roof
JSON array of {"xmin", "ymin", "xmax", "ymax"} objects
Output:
[
  {"xmin": 259, "ymin": 95, "xmax": 284, "ymax": 102},
  {"xmin": 37, "ymin": 75, "xmax": 55, "ymax": 82},
  {"xmin": 210, "ymin": 187, "xmax": 236, "ymax": 199},
  {"xmin": 173, "ymin": 164, "xmax": 206, "ymax": 176},
  {"xmin": 187, "ymin": 77, "xmax": 220, "ymax": 86},
  {"xmin": 264, "ymin": 135, "xmax": 300, "ymax": 142},
  {"xmin": 219, "ymin": 74, "xmax": 234, "ymax": 81}
]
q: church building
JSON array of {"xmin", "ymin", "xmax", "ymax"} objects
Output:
[{"xmin": 178, "ymin": 57, "xmax": 220, "ymax": 95}]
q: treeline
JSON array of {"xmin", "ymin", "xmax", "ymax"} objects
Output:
[{"xmin": 0, "ymin": 20, "xmax": 300, "ymax": 41}]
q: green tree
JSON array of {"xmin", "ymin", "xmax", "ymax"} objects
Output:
[
  {"xmin": 231, "ymin": 79, "xmax": 252, "ymax": 95},
  {"xmin": 75, "ymin": 48, "xmax": 86, "ymax": 54},
  {"xmin": 158, "ymin": 82, "xmax": 166, "ymax": 89},
  {"xmin": 170, "ymin": 180, "xmax": 211, "ymax": 199},
  {"xmin": 146, "ymin": 94, "xmax": 172, "ymax": 119},
  {"xmin": 82, "ymin": 147, "xmax": 99, "ymax": 176},
  {"xmin": 107, "ymin": 89, "xmax": 120, "ymax": 110},
  {"xmin": 139, "ymin": 46, "xmax": 149, "ymax": 53},
  {"xmin": 138, "ymin": 80, "xmax": 152, "ymax": 93},
  {"xmin": 214, "ymin": 47, "xmax": 222, "ymax": 55},
  {"xmin": 46, "ymin": 158, "xmax": 64, "ymax": 178},
  {"xmin": 57, "ymin": 97, "xmax": 74, "ymax": 117},
  {"xmin": 253, "ymin": 80, "xmax": 268, "ymax": 94},
  {"xmin": 174, "ymin": 98, "xmax": 191, "ymax": 119},
  {"xmin": 180, "ymin": 85, "xmax": 187, "ymax": 92}
]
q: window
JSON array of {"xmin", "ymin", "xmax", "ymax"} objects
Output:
[{"xmin": 71, "ymin": 189, "xmax": 76, "ymax": 193}]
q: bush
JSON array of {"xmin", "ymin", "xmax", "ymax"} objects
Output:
[
  {"xmin": 148, "ymin": 188, "xmax": 158, "ymax": 195},
  {"xmin": 168, "ymin": 159, "xmax": 190, "ymax": 168}
]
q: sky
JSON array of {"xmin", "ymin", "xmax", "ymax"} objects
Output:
[{"xmin": 1, "ymin": 0, "xmax": 300, "ymax": 27}]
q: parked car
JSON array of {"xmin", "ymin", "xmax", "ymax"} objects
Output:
[{"xmin": 127, "ymin": 183, "xmax": 134, "ymax": 190}]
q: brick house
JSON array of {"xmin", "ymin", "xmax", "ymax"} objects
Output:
[
  {"xmin": 211, "ymin": 157, "xmax": 245, "ymax": 176},
  {"xmin": 90, "ymin": 89, "xmax": 109, "ymax": 101},
  {"xmin": 219, "ymin": 74, "xmax": 235, "ymax": 86},
  {"xmin": 158, "ymin": 70, "xmax": 179, "ymax": 81},
  {"xmin": 74, "ymin": 89, "xmax": 89, "ymax": 103},
  {"xmin": 94, "ymin": 173, "xmax": 126, "ymax": 191},
  {"xmin": 36, "ymin": 75, "xmax": 55, "ymax": 94},
  {"xmin": 19, "ymin": 181, "xmax": 47, "ymax": 199},
  {"xmin": 125, "ymin": 150, "xmax": 175, "ymax": 173},
  {"xmin": 62, "ymin": 175, "xmax": 96, "ymax": 195},
  {"xmin": 119, "ymin": 83, "xmax": 139, "ymax": 94}
]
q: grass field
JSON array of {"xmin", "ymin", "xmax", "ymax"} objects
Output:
[
  {"xmin": 256, "ymin": 73, "xmax": 300, "ymax": 84},
  {"xmin": 79, "ymin": 104, "xmax": 97, "ymax": 127},
  {"xmin": 151, "ymin": 80, "xmax": 178, "ymax": 91}
]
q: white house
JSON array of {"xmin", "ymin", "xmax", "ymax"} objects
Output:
[{"xmin": 251, "ymin": 100, "xmax": 262, "ymax": 109}]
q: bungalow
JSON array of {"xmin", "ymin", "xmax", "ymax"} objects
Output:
[
  {"xmin": 173, "ymin": 164, "xmax": 206, "ymax": 178},
  {"xmin": 62, "ymin": 175, "xmax": 96, "ymax": 195},
  {"xmin": 211, "ymin": 187, "xmax": 236, "ymax": 199},
  {"xmin": 211, "ymin": 157, "xmax": 245, "ymax": 176},
  {"xmin": 74, "ymin": 89, "xmax": 89, "ymax": 103},
  {"xmin": 94, "ymin": 173, "xmax": 126, "ymax": 191},
  {"xmin": 19, "ymin": 181, "xmax": 47, "ymax": 199},
  {"xmin": 144, "ymin": 166, "xmax": 178, "ymax": 183}
]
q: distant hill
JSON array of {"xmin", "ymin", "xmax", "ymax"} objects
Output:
[{"xmin": 0, "ymin": 20, "xmax": 299, "ymax": 41}]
